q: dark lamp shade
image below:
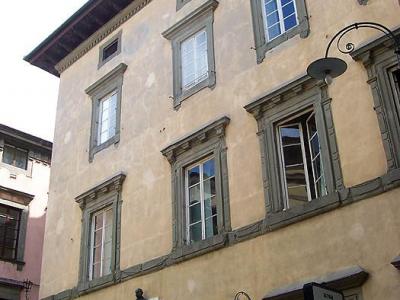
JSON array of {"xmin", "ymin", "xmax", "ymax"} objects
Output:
[{"xmin": 307, "ymin": 57, "xmax": 348, "ymax": 80}]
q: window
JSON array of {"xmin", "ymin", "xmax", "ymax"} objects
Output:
[
  {"xmin": 350, "ymin": 29, "xmax": 400, "ymax": 174},
  {"xmin": 250, "ymin": 0, "xmax": 309, "ymax": 63},
  {"xmin": 97, "ymin": 92, "xmax": 117, "ymax": 146},
  {"xmin": 161, "ymin": 116, "xmax": 230, "ymax": 254},
  {"xmin": 162, "ymin": 0, "xmax": 217, "ymax": 109},
  {"xmin": 245, "ymin": 74, "xmax": 343, "ymax": 214},
  {"xmin": 0, "ymin": 204, "xmax": 21, "ymax": 260},
  {"xmin": 85, "ymin": 63, "xmax": 127, "ymax": 162},
  {"xmin": 277, "ymin": 110, "xmax": 327, "ymax": 209},
  {"xmin": 75, "ymin": 172, "xmax": 125, "ymax": 292},
  {"xmin": 98, "ymin": 31, "xmax": 122, "ymax": 69},
  {"xmin": 2, "ymin": 145, "xmax": 28, "ymax": 170},
  {"xmin": 185, "ymin": 158, "xmax": 217, "ymax": 243},
  {"xmin": 0, "ymin": 186, "xmax": 32, "ymax": 269},
  {"xmin": 89, "ymin": 207, "xmax": 113, "ymax": 280},
  {"xmin": 262, "ymin": 0, "xmax": 298, "ymax": 42},
  {"xmin": 181, "ymin": 30, "xmax": 209, "ymax": 92}
]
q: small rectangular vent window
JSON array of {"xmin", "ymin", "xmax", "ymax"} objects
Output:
[
  {"xmin": 98, "ymin": 32, "xmax": 122, "ymax": 68},
  {"xmin": 102, "ymin": 40, "xmax": 118, "ymax": 62}
]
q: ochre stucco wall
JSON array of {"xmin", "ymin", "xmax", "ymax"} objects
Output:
[{"xmin": 40, "ymin": 0, "xmax": 400, "ymax": 298}]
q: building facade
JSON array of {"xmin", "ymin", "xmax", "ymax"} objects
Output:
[
  {"xmin": 0, "ymin": 124, "xmax": 52, "ymax": 299},
  {"xmin": 25, "ymin": 0, "xmax": 400, "ymax": 299}
]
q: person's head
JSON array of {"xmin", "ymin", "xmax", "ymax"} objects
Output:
[{"xmin": 135, "ymin": 288, "xmax": 143, "ymax": 298}]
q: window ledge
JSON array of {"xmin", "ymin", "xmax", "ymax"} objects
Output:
[
  {"xmin": 0, "ymin": 258, "xmax": 25, "ymax": 271},
  {"xmin": 171, "ymin": 233, "xmax": 227, "ymax": 261},
  {"xmin": 89, "ymin": 133, "xmax": 120, "ymax": 162},
  {"xmin": 174, "ymin": 74, "xmax": 216, "ymax": 110}
]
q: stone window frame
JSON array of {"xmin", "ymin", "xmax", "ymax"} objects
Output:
[
  {"xmin": 350, "ymin": 28, "xmax": 400, "ymax": 175},
  {"xmin": 250, "ymin": 0, "xmax": 310, "ymax": 64},
  {"xmin": 0, "ymin": 186, "xmax": 33, "ymax": 271},
  {"xmin": 98, "ymin": 31, "xmax": 122, "ymax": 69},
  {"xmin": 85, "ymin": 63, "xmax": 127, "ymax": 162},
  {"xmin": 162, "ymin": 0, "xmax": 218, "ymax": 110},
  {"xmin": 176, "ymin": 0, "xmax": 192, "ymax": 11},
  {"xmin": 75, "ymin": 172, "xmax": 125, "ymax": 292},
  {"xmin": 244, "ymin": 74, "xmax": 344, "ymax": 215},
  {"xmin": 161, "ymin": 116, "xmax": 231, "ymax": 257},
  {"xmin": 0, "ymin": 140, "xmax": 33, "ymax": 178}
]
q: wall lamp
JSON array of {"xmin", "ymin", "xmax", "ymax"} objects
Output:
[
  {"xmin": 234, "ymin": 291, "xmax": 252, "ymax": 300},
  {"xmin": 307, "ymin": 22, "xmax": 400, "ymax": 84}
]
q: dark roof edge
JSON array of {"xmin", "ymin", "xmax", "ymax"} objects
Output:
[
  {"xmin": 0, "ymin": 124, "xmax": 52, "ymax": 151},
  {"xmin": 24, "ymin": 0, "xmax": 101, "ymax": 63}
]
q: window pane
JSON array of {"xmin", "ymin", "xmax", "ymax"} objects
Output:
[
  {"xmin": 189, "ymin": 203, "xmax": 201, "ymax": 224},
  {"xmin": 103, "ymin": 40, "xmax": 118, "ymax": 61},
  {"xmin": 2, "ymin": 147, "xmax": 14, "ymax": 165},
  {"xmin": 95, "ymin": 214, "xmax": 103, "ymax": 230},
  {"xmin": 287, "ymin": 185, "xmax": 308, "ymax": 207},
  {"xmin": 94, "ymin": 229, "xmax": 102, "ymax": 246},
  {"xmin": 281, "ymin": 0, "xmax": 292, "ymax": 6},
  {"xmin": 92, "ymin": 263, "xmax": 101, "ymax": 279},
  {"xmin": 316, "ymin": 174, "xmax": 327, "ymax": 198},
  {"xmin": 265, "ymin": 0, "xmax": 278, "ymax": 13},
  {"xmin": 188, "ymin": 166, "xmax": 200, "ymax": 186},
  {"xmin": 93, "ymin": 246, "xmax": 101, "ymax": 264},
  {"xmin": 189, "ymin": 222, "xmax": 202, "ymax": 243},
  {"xmin": 309, "ymin": 134, "xmax": 320, "ymax": 158},
  {"xmin": 14, "ymin": 149, "xmax": 28, "ymax": 169},
  {"xmin": 181, "ymin": 30, "xmax": 208, "ymax": 90},
  {"xmin": 3, "ymin": 248, "xmax": 15, "ymax": 260},
  {"xmin": 282, "ymin": 144, "xmax": 303, "ymax": 166},
  {"xmin": 203, "ymin": 178, "xmax": 215, "ymax": 200},
  {"xmin": 268, "ymin": 23, "xmax": 281, "ymax": 40},
  {"xmin": 284, "ymin": 14, "xmax": 297, "ymax": 31},
  {"xmin": 203, "ymin": 159, "xmax": 215, "ymax": 179},
  {"xmin": 189, "ymin": 184, "xmax": 200, "ymax": 206},
  {"xmin": 205, "ymin": 216, "xmax": 218, "ymax": 238},
  {"xmin": 104, "ymin": 225, "xmax": 112, "ymax": 243},
  {"xmin": 204, "ymin": 196, "xmax": 217, "ymax": 219},
  {"xmin": 280, "ymin": 126, "xmax": 301, "ymax": 146},
  {"xmin": 282, "ymin": 1, "xmax": 295, "ymax": 17},
  {"xmin": 102, "ymin": 258, "xmax": 112, "ymax": 276},
  {"xmin": 285, "ymin": 165, "xmax": 306, "ymax": 186},
  {"xmin": 312, "ymin": 155, "xmax": 322, "ymax": 179},
  {"xmin": 103, "ymin": 241, "xmax": 112, "ymax": 261},
  {"xmin": 266, "ymin": 11, "xmax": 280, "ymax": 27}
]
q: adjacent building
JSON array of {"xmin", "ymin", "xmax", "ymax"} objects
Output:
[
  {"xmin": 0, "ymin": 124, "xmax": 52, "ymax": 299},
  {"xmin": 25, "ymin": 0, "xmax": 400, "ymax": 299}
]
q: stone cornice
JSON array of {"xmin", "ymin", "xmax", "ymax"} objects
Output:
[
  {"xmin": 55, "ymin": 0, "xmax": 152, "ymax": 75},
  {"xmin": 75, "ymin": 172, "xmax": 126, "ymax": 209},
  {"xmin": 85, "ymin": 63, "xmax": 127, "ymax": 95},
  {"xmin": 162, "ymin": 0, "xmax": 219, "ymax": 40},
  {"xmin": 350, "ymin": 26, "xmax": 400, "ymax": 62},
  {"xmin": 244, "ymin": 73, "xmax": 321, "ymax": 119},
  {"xmin": 161, "ymin": 116, "xmax": 230, "ymax": 164}
]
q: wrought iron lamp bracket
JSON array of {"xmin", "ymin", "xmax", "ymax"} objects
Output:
[{"xmin": 325, "ymin": 22, "xmax": 400, "ymax": 62}]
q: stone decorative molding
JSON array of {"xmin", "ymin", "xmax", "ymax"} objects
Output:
[
  {"xmin": 161, "ymin": 116, "xmax": 230, "ymax": 164},
  {"xmin": 162, "ymin": 0, "xmax": 218, "ymax": 109},
  {"xmin": 41, "ymin": 167, "xmax": 400, "ymax": 300},
  {"xmin": 244, "ymin": 73, "xmax": 344, "ymax": 213},
  {"xmin": 351, "ymin": 27, "xmax": 400, "ymax": 171},
  {"xmin": 75, "ymin": 172, "xmax": 126, "ymax": 209},
  {"xmin": 55, "ymin": 0, "xmax": 152, "ymax": 75}
]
